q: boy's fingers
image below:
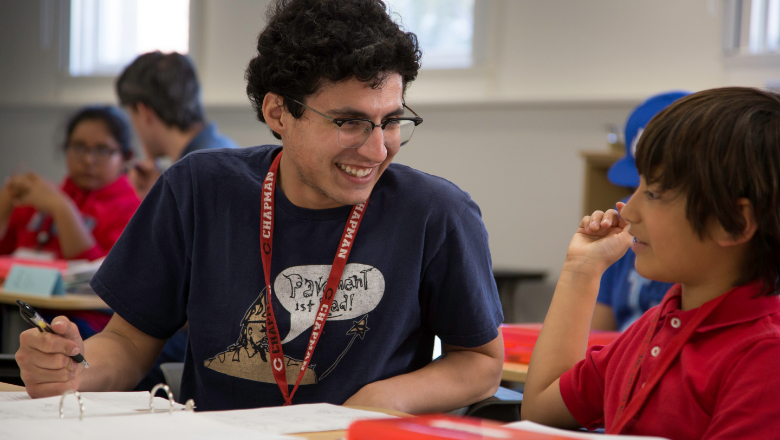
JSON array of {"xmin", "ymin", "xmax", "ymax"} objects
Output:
[{"xmin": 589, "ymin": 211, "xmax": 605, "ymax": 230}]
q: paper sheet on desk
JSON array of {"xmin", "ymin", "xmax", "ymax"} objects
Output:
[
  {"xmin": 504, "ymin": 421, "xmax": 670, "ymax": 439},
  {"xmin": 0, "ymin": 391, "xmax": 185, "ymax": 419},
  {"xmin": 0, "ymin": 412, "xmax": 294, "ymax": 440},
  {"xmin": 201, "ymin": 403, "xmax": 398, "ymax": 434}
]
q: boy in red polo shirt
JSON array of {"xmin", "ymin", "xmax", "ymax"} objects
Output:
[{"xmin": 522, "ymin": 87, "xmax": 780, "ymax": 439}]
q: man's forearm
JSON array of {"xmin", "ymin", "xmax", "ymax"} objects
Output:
[
  {"xmin": 345, "ymin": 337, "xmax": 503, "ymax": 414},
  {"xmin": 78, "ymin": 316, "xmax": 166, "ymax": 392}
]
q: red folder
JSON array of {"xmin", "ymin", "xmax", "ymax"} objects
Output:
[
  {"xmin": 347, "ymin": 415, "xmax": 573, "ymax": 440},
  {"xmin": 502, "ymin": 323, "xmax": 621, "ymax": 364},
  {"xmin": 0, "ymin": 256, "xmax": 69, "ymax": 280}
]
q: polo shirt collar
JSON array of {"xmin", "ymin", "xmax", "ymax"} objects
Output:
[{"xmin": 657, "ymin": 281, "xmax": 780, "ymax": 333}]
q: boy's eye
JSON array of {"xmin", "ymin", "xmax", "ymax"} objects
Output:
[{"xmin": 644, "ymin": 190, "xmax": 659, "ymax": 200}]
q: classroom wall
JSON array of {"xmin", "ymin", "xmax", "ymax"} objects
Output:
[{"xmin": 1, "ymin": 0, "xmax": 779, "ymax": 321}]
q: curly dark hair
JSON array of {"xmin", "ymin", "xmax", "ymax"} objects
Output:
[
  {"xmin": 64, "ymin": 105, "xmax": 134, "ymax": 160},
  {"xmin": 245, "ymin": 0, "xmax": 422, "ymax": 139},
  {"xmin": 116, "ymin": 51, "xmax": 204, "ymax": 131},
  {"xmin": 636, "ymin": 87, "xmax": 780, "ymax": 295}
]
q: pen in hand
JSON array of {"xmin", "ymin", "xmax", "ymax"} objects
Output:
[{"xmin": 16, "ymin": 300, "xmax": 89, "ymax": 368}]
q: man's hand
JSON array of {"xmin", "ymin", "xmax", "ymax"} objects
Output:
[
  {"xmin": 128, "ymin": 159, "xmax": 161, "ymax": 199},
  {"xmin": 15, "ymin": 316, "xmax": 86, "ymax": 398},
  {"xmin": 8, "ymin": 172, "xmax": 67, "ymax": 213}
]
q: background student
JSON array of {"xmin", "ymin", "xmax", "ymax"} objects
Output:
[
  {"xmin": 0, "ymin": 105, "xmax": 140, "ymax": 337},
  {"xmin": 522, "ymin": 88, "xmax": 780, "ymax": 438},
  {"xmin": 591, "ymin": 91, "xmax": 688, "ymax": 331},
  {"xmin": 118, "ymin": 51, "xmax": 239, "ymax": 199},
  {"xmin": 113, "ymin": 51, "xmax": 240, "ymax": 391}
]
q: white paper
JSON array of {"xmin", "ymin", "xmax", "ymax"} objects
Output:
[
  {"xmin": 0, "ymin": 412, "xmax": 294, "ymax": 440},
  {"xmin": 504, "ymin": 420, "xmax": 670, "ymax": 440},
  {"xmin": 0, "ymin": 392, "xmax": 31, "ymax": 402},
  {"xmin": 202, "ymin": 403, "xmax": 397, "ymax": 434},
  {"xmin": 0, "ymin": 391, "xmax": 184, "ymax": 420}
]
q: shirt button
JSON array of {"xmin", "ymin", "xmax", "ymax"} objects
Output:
[
  {"xmin": 641, "ymin": 382, "xmax": 646, "ymax": 388},
  {"xmin": 671, "ymin": 318, "xmax": 681, "ymax": 328},
  {"xmin": 651, "ymin": 346, "xmax": 661, "ymax": 357}
]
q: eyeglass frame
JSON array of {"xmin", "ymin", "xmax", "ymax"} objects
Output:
[
  {"xmin": 66, "ymin": 142, "xmax": 122, "ymax": 161},
  {"xmin": 284, "ymin": 96, "xmax": 423, "ymax": 149}
]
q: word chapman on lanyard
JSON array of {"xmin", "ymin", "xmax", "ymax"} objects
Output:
[{"xmin": 260, "ymin": 151, "xmax": 369, "ymax": 406}]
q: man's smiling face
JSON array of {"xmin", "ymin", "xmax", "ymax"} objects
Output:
[{"xmin": 277, "ymin": 74, "xmax": 404, "ymax": 210}]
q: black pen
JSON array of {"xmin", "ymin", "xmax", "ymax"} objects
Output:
[{"xmin": 16, "ymin": 300, "xmax": 89, "ymax": 368}]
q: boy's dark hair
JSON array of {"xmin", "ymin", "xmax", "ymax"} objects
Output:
[
  {"xmin": 116, "ymin": 51, "xmax": 205, "ymax": 131},
  {"xmin": 245, "ymin": 0, "xmax": 422, "ymax": 140},
  {"xmin": 64, "ymin": 105, "xmax": 134, "ymax": 160},
  {"xmin": 636, "ymin": 87, "xmax": 780, "ymax": 294}
]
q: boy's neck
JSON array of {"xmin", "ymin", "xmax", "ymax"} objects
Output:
[
  {"xmin": 679, "ymin": 267, "xmax": 743, "ymax": 310},
  {"xmin": 680, "ymin": 239, "xmax": 750, "ymax": 311}
]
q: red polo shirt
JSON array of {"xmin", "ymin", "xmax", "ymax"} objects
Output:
[
  {"xmin": 0, "ymin": 175, "xmax": 140, "ymax": 260},
  {"xmin": 560, "ymin": 281, "xmax": 780, "ymax": 439}
]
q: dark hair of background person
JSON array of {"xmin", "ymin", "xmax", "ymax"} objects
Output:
[
  {"xmin": 635, "ymin": 87, "xmax": 780, "ymax": 295},
  {"xmin": 64, "ymin": 105, "xmax": 134, "ymax": 160},
  {"xmin": 245, "ymin": 0, "xmax": 422, "ymax": 140},
  {"xmin": 116, "ymin": 51, "xmax": 205, "ymax": 131}
]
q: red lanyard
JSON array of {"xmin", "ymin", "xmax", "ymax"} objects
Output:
[
  {"xmin": 609, "ymin": 287, "xmax": 729, "ymax": 433},
  {"xmin": 260, "ymin": 151, "xmax": 369, "ymax": 405}
]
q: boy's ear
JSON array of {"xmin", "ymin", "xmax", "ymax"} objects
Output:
[
  {"xmin": 714, "ymin": 198, "xmax": 757, "ymax": 247},
  {"xmin": 262, "ymin": 93, "xmax": 287, "ymax": 138}
]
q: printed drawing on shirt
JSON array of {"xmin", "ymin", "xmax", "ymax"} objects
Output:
[{"xmin": 204, "ymin": 263, "xmax": 385, "ymax": 384}]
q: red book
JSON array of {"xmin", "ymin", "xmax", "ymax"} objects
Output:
[
  {"xmin": 347, "ymin": 415, "xmax": 575, "ymax": 440},
  {"xmin": 502, "ymin": 323, "xmax": 621, "ymax": 364}
]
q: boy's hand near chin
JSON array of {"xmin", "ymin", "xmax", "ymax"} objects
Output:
[{"xmin": 565, "ymin": 202, "xmax": 634, "ymax": 275}]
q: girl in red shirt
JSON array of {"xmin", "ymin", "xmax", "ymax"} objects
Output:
[{"xmin": 0, "ymin": 106, "xmax": 141, "ymax": 336}]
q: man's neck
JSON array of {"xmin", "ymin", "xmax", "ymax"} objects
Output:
[
  {"xmin": 277, "ymin": 152, "xmax": 345, "ymax": 210},
  {"xmin": 161, "ymin": 122, "xmax": 206, "ymax": 162}
]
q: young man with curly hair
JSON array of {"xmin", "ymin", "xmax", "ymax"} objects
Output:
[{"xmin": 15, "ymin": 0, "xmax": 504, "ymax": 413}]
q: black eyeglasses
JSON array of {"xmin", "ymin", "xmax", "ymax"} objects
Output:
[
  {"xmin": 285, "ymin": 97, "xmax": 423, "ymax": 149},
  {"xmin": 67, "ymin": 143, "xmax": 120, "ymax": 161}
]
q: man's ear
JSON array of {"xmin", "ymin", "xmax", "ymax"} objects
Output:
[
  {"xmin": 262, "ymin": 93, "xmax": 287, "ymax": 138},
  {"xmin": 715, "ymin": 198, "xmax": 757, "ymax": 247},
  {"xmin": 136, "ymin": 102, "xmax": 160, "ymax": 126}
]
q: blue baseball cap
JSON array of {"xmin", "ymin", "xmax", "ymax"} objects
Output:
[{"xmin": 608, "ymin": 91, "xmax": 691, "ymax": 188}]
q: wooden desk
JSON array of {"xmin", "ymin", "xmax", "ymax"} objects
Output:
[
  {"xmin": 493, "ymin": 270, "xmax": 546, "ymax": 324},
  {"xmin": 0, "ymin": 383, "xmax": 405, "ymax": 440},
  {"xmin": 580, "ymin": 150, "xmax": 633, "ymax": 217},
  {"xmin": 0, "ymin": 289, "xmax": 108, "ymax": 354},
  {"xmin": 0, "ymin": 289, "xmax": 107, "ymax": 310},
  {"xmin": 502, "ymin": 362, "xmax": 528, "ymax": 384},
  {"xmin": 0, "ymin": 381, "xmax": 24, "ymax": 391}
]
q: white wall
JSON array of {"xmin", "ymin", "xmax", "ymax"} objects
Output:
[{"xmin": 1, "ymin": 0, "xmax": 779, "ymax": 320}]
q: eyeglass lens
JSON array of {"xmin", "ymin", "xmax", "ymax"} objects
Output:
[
  {"xmin": 68, "ymin": 143, "xmax": 119, "ymax": 160},
  {"xmin": 337, "ymin": 119, "xmax": 417, "ymax": 149}
]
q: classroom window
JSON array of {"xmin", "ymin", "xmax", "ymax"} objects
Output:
[
  {"xmin": 385, "ymin": 0, "xmax": 475, "ymax": 69},
  {"xmin": 69, "ymin": 0, "xmax": 190, "ymax": 77},
  {"xmin": 723, "ymin": 0, "xmax": 780, "ymax": 55}
]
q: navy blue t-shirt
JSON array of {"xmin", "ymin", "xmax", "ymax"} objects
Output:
[{"xmin": 91, "ymin": 145, "xmax": 503, "ymax": 411}]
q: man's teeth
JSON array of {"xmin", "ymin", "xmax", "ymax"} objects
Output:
[{"xmin": 338, "ymin": 164, "xmax": 371, "ymax": 177}]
